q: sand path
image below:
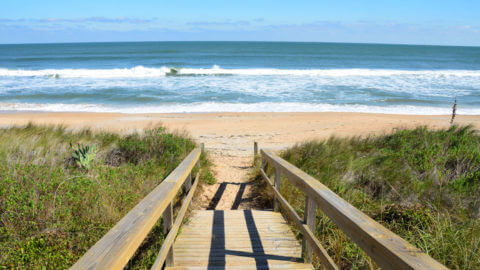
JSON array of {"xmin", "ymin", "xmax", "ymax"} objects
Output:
[
  {"xmin": 196, "ymin": 142, "xmax": 256, "ymax": 210},
  {"xmin": 1, "ymin": 112, "xmax": 479, "ymax": 210}
]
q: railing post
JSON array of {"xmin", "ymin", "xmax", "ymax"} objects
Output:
[
  {"xmin": 254, "ymin": 141, "xmax": 258, "ymax": 157},
  {"xmin": 183, "ymin": 172, "xmax": 192, "ymax": 193},
  {"xmin": 191, "ymin": 148, "xmax": 200, "ymax": 192},
  {"xmin": 274, "ymin": 166, "xmax": 281, "ymax": 212},
  {"xmin": 261, "ymin": 154, "xmax": 266, "ymax": 170},
  {"xmin": 200, "ymin": 143, "xmax": 204, "ymax": 154},
  {"xmin": 162, "ymin": 203, "xmax": 174, "ymax": 267},
  {"xmin": 302, "ymin": 196, "xmax": 317, "ymax": 263}
]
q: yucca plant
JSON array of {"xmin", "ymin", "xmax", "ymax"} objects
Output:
[{"xmin": 70, "ymin": 142, "xmax": 97, "ymax": 169}]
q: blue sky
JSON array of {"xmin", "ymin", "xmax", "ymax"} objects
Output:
[{"xmin": 1, "ymin": 0, "xmax": 479, "ymax": 45}]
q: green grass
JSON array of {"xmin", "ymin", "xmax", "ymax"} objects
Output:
[
  {"xmin": 265, "ymin": 125, "xmax": 480, "ymax": 269},
  {"xmin": 0, "ymin": 124, "xmax": 214, "ymax": 269}
]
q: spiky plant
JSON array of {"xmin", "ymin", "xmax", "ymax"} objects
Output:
[{"xmin": 70, "ymin": 143, "xmax": 97, "ymax": 169}]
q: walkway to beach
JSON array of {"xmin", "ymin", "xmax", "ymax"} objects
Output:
[
  {"xmin": 196, "ymin": 136, "xmax": 261, "ymax": 210},
  {"xmin": 168, "ymin": 210, "xmax": 312, "ymax": 269},
  {"xmin": 11, "ymin": 112, "xmax": 457, "ymax": 269},
  {"xmin": 71, "ymin": 138, "xmax": 447, "ymax": 270}
]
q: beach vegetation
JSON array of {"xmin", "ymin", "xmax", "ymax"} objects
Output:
[
  {"xmin": 201, "ymin": 169, "xmax": 216, "ymax": 185},
  {"xmin": 450, "ymin": 97, "xmax": 457, "ymax": 125},
  {"xmin": 0, "ymin": 124, "xmax": 214, "ymax": 269},
  {"xmin": 70, "ymin": 143, "xmax": 97, "ymax": 170},
  {"xmin": 258, "ymin": 125, "xmax": 480, "ymax": 269}
]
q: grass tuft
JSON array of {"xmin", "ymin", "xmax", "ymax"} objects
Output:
[
  {"xmin": 0, "ymin": 124, "xmax": 214, "ymax": 269},
  {"xmin": 273, "ymin": 125, "xmax": 480, "ymax": 269}
]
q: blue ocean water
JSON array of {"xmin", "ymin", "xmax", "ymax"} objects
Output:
[{"xmin": 0, "ymin": 41, "xmax": 479, "ymax": 114}]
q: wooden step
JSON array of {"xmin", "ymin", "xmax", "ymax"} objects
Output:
[
  {"xmin": 170, "ymin": 210, "xmax": 313, "ymax": 269},
  {"xmin": 165, "ymin": 263, "xmax": 314, "ymax": 269}
]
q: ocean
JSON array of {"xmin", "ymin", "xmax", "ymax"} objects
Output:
[{"xmin": 0, "ymin": 41, "xmax": 479, "ymax": 114}]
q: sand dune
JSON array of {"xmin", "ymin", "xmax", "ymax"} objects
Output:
[{"xmin": 1, "ymin": 112, "xmax": 479, "ymax": 209}]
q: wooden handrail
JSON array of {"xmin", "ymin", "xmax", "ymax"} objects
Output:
[
  {"xmin": 260, "ymin": 168, "xmax": 338, "ymax": 270},
  {"xmin": 151, "ymin": 171, "xmax": 199, "ymax": 269},
  {"xmin": 260, "ymin": 148, "xmax": 447, "ymax": 270},
  {"xmin": 71, "ymin": 148, "xmax": 201, "ymax": 270}
]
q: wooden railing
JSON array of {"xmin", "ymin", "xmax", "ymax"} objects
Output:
[
  {"xmin": 258, "ymin": 147, "xmax": 447, "ymax": 270},
  {"xmin": 71, "ymin": 147, "xmax": 202, "ymax": 270}
]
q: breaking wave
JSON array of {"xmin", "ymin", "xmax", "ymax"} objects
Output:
[
  {"xmin": 0, "ymin": 102, "xmax": 479, "ymax": 115},
  {"xmin": 1, "ymin": 65, "xmax": 480, "ymax": 78}
]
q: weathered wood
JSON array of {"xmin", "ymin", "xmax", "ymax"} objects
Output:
[
  {"xmin": 166, "ymin": 265, "xmax": 314, "ymax": 270},
  {"xmin": 195, "ymin": 159, "xmax": 200, "ymax": 169},
  {"xmin": 71, "ymin": 148, "xmax": 201, "ymax": 270},
  {"xmin": 302, "ymin": 196, "xmax": 317, "ymax": 263},
  {"xmin": 151, "ymin": 172, "xmax": 200, "ymax": 270},
  {"xmin": 163, "ymin": 203, "xmax": 174, "ymax": 267},
  {"xmin": 172, "ymin": 210, "xmax": 313, "ymax": 269},
  {"xmin": 200, "ymin": 143, "xmax": 204, "ymax": 153},
  {"xmin": 261, "ymin": 149, "xmax": 448, "ymax": 270},
  {"xmin": 273, "ymin": 165, "xmax": 281, "ymax": 212},
  {"xmin": 260, "ymin": 168, "xmax": 339, "ymax": 270},
  {"xmin": 183, "ymin": 172, "xmax": 192, "ymax": 193},
  {"xmin": 254, "ymin": 141, "xmax": 258, "ymax": 156}
]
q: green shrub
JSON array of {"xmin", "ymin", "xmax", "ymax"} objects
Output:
[
  {"xmin": 201, "ymin": 169, "xmax": 216, "ymax": 185},
  {"xmin": 0, "ymin": 124, "xmax": 214, "ymax": 269},
  {"xmin": 275, "ymin": 125, "xmax": 480, "ymax": 269}
]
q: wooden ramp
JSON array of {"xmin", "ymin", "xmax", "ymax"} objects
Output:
[
  {"xmin": 166, "ymin": 210, "xmax": 313, "ymax": 270},
  {"xmin": 72, "ymin": 146, "xmax": 447, "ymax": 270}
]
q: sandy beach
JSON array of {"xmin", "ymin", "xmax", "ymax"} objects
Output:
[
  {"xmin": 1, "ymin": 112, "xmax": 478, "ymax": 151},
  {"xmin": 1, "ymin": 112, "xmax": 479, "ymax": 209}
]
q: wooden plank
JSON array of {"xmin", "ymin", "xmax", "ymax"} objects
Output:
[
  {"xmin": 175, "ymin": 253, "xmax": 301, "ymax": 258},
  {"xmin": 302, "ymin": 196, "xmax": 317, "ymax": 263},
  {"xmin": 260, "ymin": 168, "xmax": 339, "ymax": 270},
  {"xmin": 174, "ymin": 248, "xmax": 302, "ymax": 253},
  {"xmin": 174, "ymin": 241, "xmax": 301, "ymax": 247},
  {"xmin": 162, "ymin": 203, "xmax": 174, "ymax": 267},
  {"xmin": 172, "ymin": 210, "xmax": 313, "ymax": 269},
  {"xmin": 261, "ymin": 149, "xmax": 448, "ymax": 270},
  {"xmin": 151, "ymin": 172, "xmax": 200, "ymax": 270},
  {"xmin": 71, "ymin": 148, "xmax": 201, "ymax": 270},
  {"xmin": 183, "ymin": 172, "xmax": 192, "ymax": 194},
  {"xmin": 274, "ymin": 166, "xmax": 281, "ymax": 212},
  {"xmin": 174, "ymin": 241, "xmax": 300, "ymax": 246},
  {"xmin": 177, "ymin": 233, "xmax": 296, "ymax": 238},
  {"xmin": 166, "ymin": 265, "xmax": 314, "ymax": 270},
  {"xmin": 173, "ymin": 260, "xmax": 304, "ymax": 266},
  {"xmin": 173, "ymin": 262, "xmax": 312, "ymax": 268}
]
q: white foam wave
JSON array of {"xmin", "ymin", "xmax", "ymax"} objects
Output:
[
  {"xmin": 0, "ymin": 102, "xmax": 478, "ymax": 115},
  {"xmin": 0, "ymin": 65, "xmax": 480, "ymax": 78},
  {"xmin": 0, "ymin": 66, "xmax": 171, "ymax": 78}
]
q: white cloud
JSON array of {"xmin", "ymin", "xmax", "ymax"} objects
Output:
[{"xmin": 0, "ymin": 17, "xmax": 479, "ymax": 46}]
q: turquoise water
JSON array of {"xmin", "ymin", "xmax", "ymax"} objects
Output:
[{"xmin": 0, "ymin": 41, "xmax": 479, "ymax": 114}]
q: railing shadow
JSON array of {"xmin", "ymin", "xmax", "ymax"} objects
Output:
[
  {"xmin": 231, "ymin": 183, "xmax": 246, "ymax": 210},
  {"xmin": 207, "ymin": 210, "xmax": 303, "ymax": 270},
  {"xmin": 207, "ymin": 182, "xmax": 248, "ymax": 210},
  {"xmin": 208, "ymin": 210, "xmax": 226, "ymax": 269},
  {"xmin": 207, "ymin": 182, "xmax": 228, "ymax": 210}
]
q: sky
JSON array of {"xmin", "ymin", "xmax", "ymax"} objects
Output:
[{"xmin": 0, "ymin": 0, "xmax": 479, "ymax": 46}]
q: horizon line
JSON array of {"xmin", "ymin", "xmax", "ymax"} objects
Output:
[{"xmin": 1, "ymin": 40, "xmax": 479, "ymax": 48}]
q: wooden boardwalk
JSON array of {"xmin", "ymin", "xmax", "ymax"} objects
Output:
[
  {"xmin": 166, "ymin": 210, "xmax": 313, "ymax": 269},
  {"xmin": 72, "ymin": 146, "xmax": 447, "ymax": 270}
]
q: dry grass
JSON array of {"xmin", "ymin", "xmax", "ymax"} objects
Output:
[
  {"xmin": 257, "ymin": 125, "xmax": 480, "ymax": 269},
  {"xmin": 0, "ymin": 124, "xmax": 213, "ymax": 269}
]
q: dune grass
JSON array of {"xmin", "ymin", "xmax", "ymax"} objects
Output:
[
  {"xmin": 0, "ymin": 124, "xmax": 213, "ymax": 269},
  {"xmin": 261, "ymin": 125, "xmax": 480, "ymax": 269}
]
